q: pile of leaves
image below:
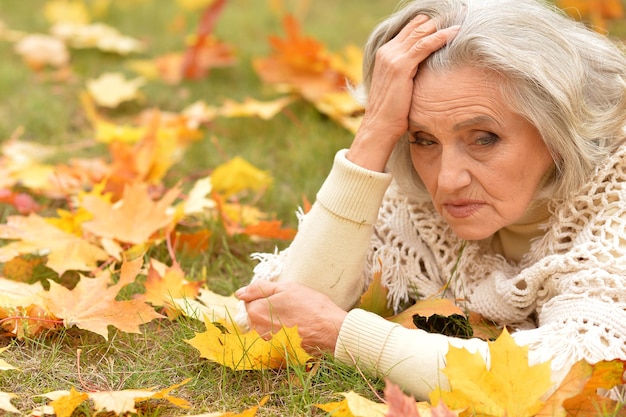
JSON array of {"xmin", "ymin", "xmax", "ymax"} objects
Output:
[{"xmin": 0, "ymin": 0, "xmax": 625, "ymax": 416}]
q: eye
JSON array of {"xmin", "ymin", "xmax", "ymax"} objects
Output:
[
  {"xmin": 474, "ymin": 133, "xmax": 499, "ymax": 146},
  {"xmin": 409, "ymin": 133, "xmax": 437, "ymax": 146}
]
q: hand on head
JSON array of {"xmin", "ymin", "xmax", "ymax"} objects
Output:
[
  {"xmin": 347, "ymin": 15, "xmax": 459, "ymax": 172},
  {"xmin": 236, "ymin": 280, "xmax": 348, "ymax": 354}
]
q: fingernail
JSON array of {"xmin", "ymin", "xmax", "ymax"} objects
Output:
[{"xmin": 235, "ymin": 286, "xmax": 247, "ymax": 297}]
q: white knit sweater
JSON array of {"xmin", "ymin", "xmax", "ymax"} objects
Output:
[{"xmin": 241, "ymin": 146, "xmax": 626, "ymax": 399}]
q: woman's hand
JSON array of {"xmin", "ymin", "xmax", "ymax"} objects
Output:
[
  {"xmin": 347, "ymin": 16, "xmax": 459, "ymax": 172},
  {"xmin": 236, "ymin": 281, "xmax": 348, "ymax": 354}
]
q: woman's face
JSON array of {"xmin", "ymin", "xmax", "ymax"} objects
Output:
[{"xmin": 408, "ymin": 67, "xmax": 554, "ymax": 240}]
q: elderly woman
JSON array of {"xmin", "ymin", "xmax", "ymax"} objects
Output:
[{"xmin": 236, "ymin": 0, "xmax": 626, "ymax": 399}]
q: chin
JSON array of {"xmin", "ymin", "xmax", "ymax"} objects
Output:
[{"xmin": 450, "ymin": 226, "xmax": 496, "ymax": 242}]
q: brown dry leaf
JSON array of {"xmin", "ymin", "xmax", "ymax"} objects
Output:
[
  {"xmin": 0, "ymin": 213, "xmax": 108, "ymax": 275},
  {"xmin": 81, "ymin": 182, "xmax": 180, "ymax": 245},
  {"xmin": 187, "ymin": 317, "xmax": 312, "ymax": 370},
  {"xmin": 40, "ymin": 255, "xmax": 164, "ymax": 339},
  {"xmin": 387, "ymin": 298, "xmax": 464, "ymax": 329},
  {"xmin": 430, "ymin": 328, "xmax": 553, "ymax": 417}
]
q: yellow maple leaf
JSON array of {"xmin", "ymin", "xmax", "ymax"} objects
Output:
[
  {"xmin": 0, "ymin": 347, "xmax": 18, "ymax": 371},
  {"xmin": 0, "ymin": 213, "xmax": 109, "ymax": 275},
  {"xmin": 45, "ymin": 207, "xmax": 94, "ymax": 236},
  {"xmin": 40, "ymin": 255, "xmax": 164, "ymax": 339},
  {"xmin": 172, "ymin": 287, "xmax": 239, "ymax": 322},
  {"xmin": 187, "ymin": 317, "xmax": 312, "ymax": 370},
  {"xmin": 315, "ymin": 392, "xmax": 389, "ymax": 417},
  {"xmin": 219, "ymin": 96, "xmax": 295, "ymax": 120},
  {"xmin": 430, "ymin": 328, "xmax": 553, "ymax": 417},
  {"xmin": 50, "ymin": 387, "xmax": 89, "ymax": 417},
  {"xmin": 81, "ymin": 182, "xmax": 180, "ymax": 245},
  {"xmin": 210, "ymin": 156, "xmax": 273, "ymax": 198},
  {"xmin": 86, "ymin": 72, "xmax": 145, "ymax": 108},
  {"xmin": 51, "ymin": 22, "xmax": 144, "ymax": 54},
  {"xmin": 44, "ymin": 0, "xmax": 90, "ymax": 24},
  {"xmin": 14, "ymin": 34, "xmax": 70, "ymax": 70}
]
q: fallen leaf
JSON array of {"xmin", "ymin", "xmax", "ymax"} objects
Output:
[
  {"xmin": 187, "ymin": 317, "xmax": 312, "ymax": 370},
  {"xmin": 210, "ymin": 156, "xmax": 273, "ymax": 198},
  {"xmin": 0, "ymin": 347, "xmax": 18, "ymax": 371},
  {"xmin": 358, "ymin": 266, "xmax": 394, "ymax": 318},
  {"xmin": 430, "ymin": 328, "xmax": 553, "ymax": 417},
  {"xmin": 51, "ymin": 22, "xmax": 144, "ymax": 54},
  {"xmin": 0, "ymin": 213, "xmax": 108, "ymax": 275},
  {"xmin": 387, "ymin": 298, "xmax": 464, "ymax": 329},
  {"xmin": 219, "ymin": 96, "xmax": 295, "ymax": 120},
  {"xmin": 50, "ymin": 387, "xmax": 89, "ymax": 417},
  {"xmin": 86, "ymin": 72, "xmax": 145, "ymax": 108},
  {"xmin": 385, "ymin": 378, "xmax": 458, "ymax": 417},
  {"xmin": 241, "ymin": 220, "xmax": 296, "ymax": 240},
  {"xmin": 44, "ymin": 0, "xmax": 90, "ymax": 24},
  {"xmin": 40, "ymin": 255, "xmax": 164, "ymax": 339},
  {"xmin": 144, "ymin": 258, "xmax": 202, "ymax": 309},
  {"xmin": 172, "ymin": 287, "xmax": 239, "ymax": 322},
  {"xmin": 0, "ymin": 392, "xmax": 19, "ymax": 414},
  {"xmin": 81, "ymin": 182, "xmax": 180, "ymax": 245},
  {"xmin": 14, "ymin": 34, "xmax": 69, "ymax": 70}
]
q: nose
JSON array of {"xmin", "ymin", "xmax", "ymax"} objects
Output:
[{"xmin": 437, "ymin": 145, "xmax": 472, "ymax": 193}]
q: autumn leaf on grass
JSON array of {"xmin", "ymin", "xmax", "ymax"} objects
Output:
[
  {"xmin": 172, "ymin": 287, "xmax": 239, "ymax": 322},
  {"xmin": 86, "ymin": 72, "xmax": 145, "ymax": 108},
  {"xmin": 253, "ymin": 14, "xmax": 346, "ymax": 101},
  {"xmin": 0, "ymin": 214, "xmax": 108, "ymax": 275},
  {"xmin": 385, "ymin": 379, "xmax": 457, "ymax": 417},
  {"xmin": 40, "ymin": 255, "xmax": 164, "ymax": 339},
  {"xmin": 187, "ymin": 316, "xmax": 312, "ymax": 370},
  {"xmin": 358, "ymin": 266, "xmax": 394, "ymax": 318},
  {"xmin": 0, "ymin": 392, "xmax": 19, "ymax": 414},
  {"xmin": 430, "ymin": 328, "xmax": 553, "ymax": 417},
  {"xmin": 219, "ymin": 96, "xmax": 295, "ymax": 120},
  {"xmin": 242, "ymin": 220, "xmax": 296, "ymax": 241},
  {"xmin": 316, "ymin": 392, "xmax": 389, "ymax": 417},
  {"xmin": 211, "ymin": 156, "xmax": 273, "ymax": 198},
  {"xmin": 42, "ymin": 379, "xmax": 190, "ymax": 416},
  {"xmin": 44, "ymin": 0, "xmax": 90, "ymax": 25},
  {"xmin": 144, "ymin": 258, "xmax": 202, "ymax": 317},
  {"xmin": 51, "ymin": 22, "xmax": 144, "ymax": 54},
  {"xmin": 185, "ymin": 395, "xmax": 269, "ymax": 417},
  {"xmin": 14, "ymin": 34, "xmax": 70, "ymax": 70},
  {"xmin": 81, "ymin": 182, "xmax": 180, "ymax": 245},
  {"xmin": 387, "ymin": 298, "xmax": 470, "ymax": 339}
]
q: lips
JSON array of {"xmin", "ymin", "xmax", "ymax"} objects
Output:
[{"xmin": 442, "ymin": 200, "xmax": 486, "ymax": 218}]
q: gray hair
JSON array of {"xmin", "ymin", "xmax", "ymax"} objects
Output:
[{"xmin": 355, "ymin": 0, "xmax": 626, "ymax": 200}]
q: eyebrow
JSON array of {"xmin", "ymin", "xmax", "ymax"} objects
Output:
[{"xmin": 409, "ymin": 115, "xmax": 502, "ymax": 132}]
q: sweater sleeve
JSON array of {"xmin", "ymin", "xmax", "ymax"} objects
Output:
[
  {"xmin": 334, "ymin": 309, "xmax": 491, "ymax": 400},
  {"xmin": 272, "ymin": 149, "xmax": 392, "ymax": 308}
]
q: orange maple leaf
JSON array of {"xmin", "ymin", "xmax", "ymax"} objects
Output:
[
  {"xmin": 81, "ymin": 182, "xmax": 180, "ymax": 245},
  {"xmin": 40, "ymin": 255, "xmax": 164, "ymax": 340},
  {"xmin": 253, "ymin": 14, "xmax": 346, "ymax": 101},
  {"xmin": 144, "ymin": 258, "xmax": 202, "ymax": 311},
  {"xmin": 241, "ymin": 220, "xmax": 296, "ymax": 241}
]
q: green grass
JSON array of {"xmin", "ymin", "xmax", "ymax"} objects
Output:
[{"xmin": 0, "ymin": 0, "xmax": 396, "ymax": 415}]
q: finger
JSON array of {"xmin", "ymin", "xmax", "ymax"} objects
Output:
[
  {"xmin": 235, "ymin": 280, "xmax": 282, "ymax": 301},
  {"xmin": 408, "ymin": 24, "xmax": 460, "ymax": 58},
  {"xmin": 394, "ymin": 14, "xmax": 431, "ymax": 42}
]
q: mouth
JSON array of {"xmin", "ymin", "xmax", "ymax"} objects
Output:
[{"xmin": 441, "ymin": 200, "xmax": 486, "ymax": 219}]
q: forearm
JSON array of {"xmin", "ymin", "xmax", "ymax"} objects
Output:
[{"xmin": 278, "ymin": 150, "xmax": 392, "ymax": 309}]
